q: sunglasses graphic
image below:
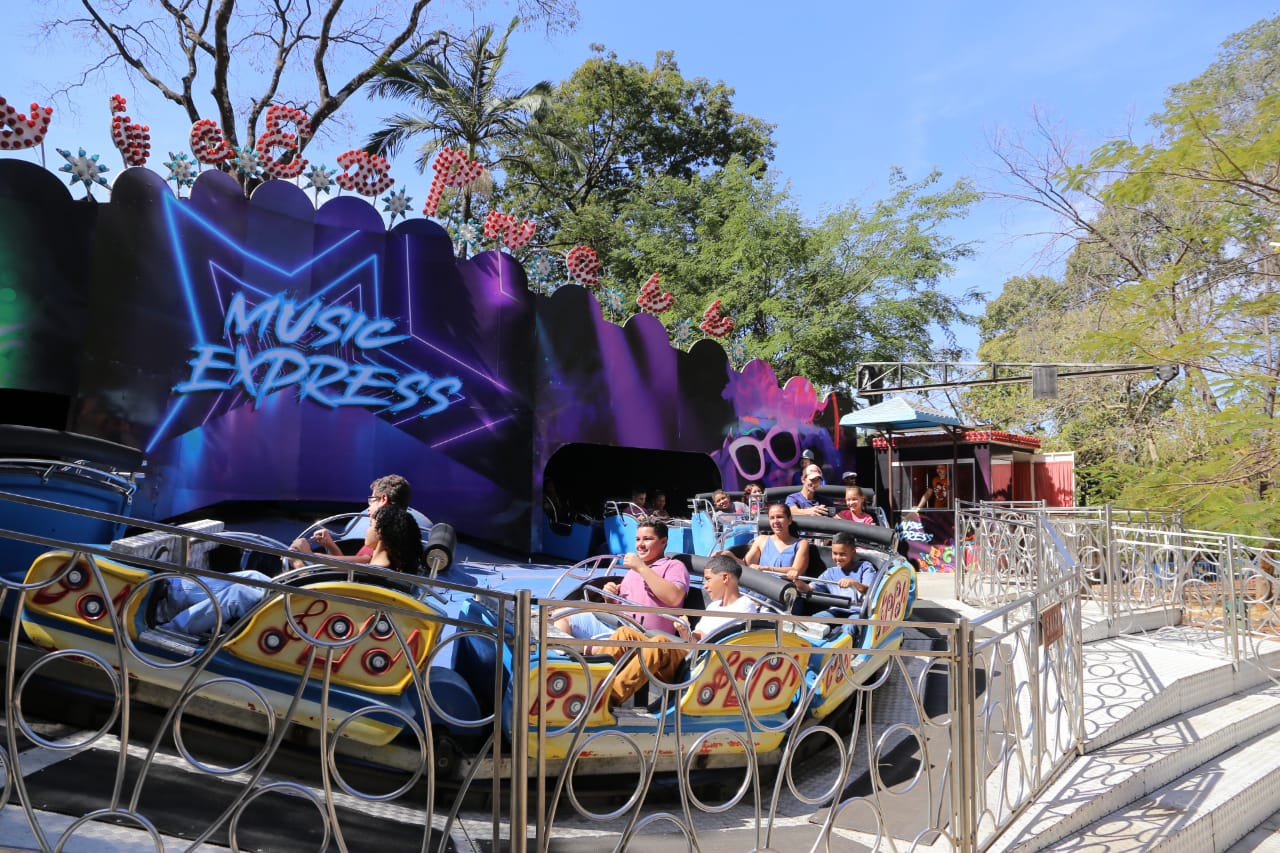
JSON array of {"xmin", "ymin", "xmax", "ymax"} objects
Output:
[{"xmin": 727, "ymin": 426, "xmax": 801, "ymax": 481}]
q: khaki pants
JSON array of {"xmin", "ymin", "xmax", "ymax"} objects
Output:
[{"xmin": 592, "ymin": 626, "xmax": 684, "ymax": 705}]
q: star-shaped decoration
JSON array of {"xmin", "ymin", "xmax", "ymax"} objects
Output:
[
  {"xmin": 448, "ymin": 219, "xmax": 481, "ymax": 256},
  {"xmin": 526, "ymin": 250, "xmax": 560, "ymax": 295},
  {"xmin": 166, "ymin": 151, "xmax": 196, "ymax": 190},
  {"xmin": 304, "ymin": 163, "xmax": 336, "ymax": 195},
  {"xmin": 671, "ymin": 318, "xmax": 696, "ymax": 348},
  {"xmin": 57, "ymin": 147, "xmax": 110, "ymax": 191},
  {"xmin": 382, "ymin": 188, "xmax": 412, "ymax": 224},
  {"xmin": 600, "ymin": 285, "xmax": 626, "ymax": 316},
  {"xmin": 230, "ymin": 145, "xmax": 263, "ymax": 179},
  {"xmin": 150, "ymin": 194, "xmax": 527, "ymax": 454}
]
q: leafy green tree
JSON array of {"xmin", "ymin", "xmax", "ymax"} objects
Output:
[
  {"xmin": 981, "ymin": 17, "xmax": 1280, "ymax": 529},
  {"xmin": 548, "ymin": 154, "xmax": 979, "ymax": 393},
  {"xmin": 496, "ymin": 48, "xmax": 980, "ymax": 393},
  {"xmin": 496, "ymin": 47, "xmax": 776, "ymax": 246},
  {"xmin": 784, "ymin": 169, "xmax": 980, "ymax": 389},
  {"xmin": 366, "ymin": 17, "xmax": 568, "ymax": 222}
]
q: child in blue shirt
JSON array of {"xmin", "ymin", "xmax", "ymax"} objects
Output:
[{"xmin": 805, "ymin": 531, "xmax": 878, "ymax": 640}]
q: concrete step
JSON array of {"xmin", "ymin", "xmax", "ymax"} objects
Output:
[
  {"xmin": 1048, "ymin": 720, "xmax": 1280, "ymax": 852},
  {"xmin": 1224, "ymin": 807, "xmax": 1280, "ymax": 852},
  {"xmin": 1078, "ymin": 632, "xmax": 1280, "ymax": 752},
  {"xmin": 990, "ymin": 684, "xmax": 1280, "ymax": 852}
]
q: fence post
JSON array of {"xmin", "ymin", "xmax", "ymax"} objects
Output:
[
  {"xmin": 1225, "ymin": 535, "xmax": 1239, "ymax": 668},
  {"xmin": 953, "ymin": 617, "xmax": 976, "ymax": 853},
  {"xmin": 1104, "ymin": 504, "xmax": 1116, "ymax": 632},
  {"xmin": 509, "ymin": 589, "xmax": 532, "ymax": 853},
  {"xmin": 954, "ymin": 500, "xmax": 962, "ymax": 591}
]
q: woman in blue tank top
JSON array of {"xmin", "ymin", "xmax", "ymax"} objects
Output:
[{"xmin": 742, "ymin": 502, "xmax": 809, "ymax": 581}]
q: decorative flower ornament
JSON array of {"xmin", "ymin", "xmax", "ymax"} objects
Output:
[
  {"xmin": 565, "ymin": 246, "xmax": 600, "ymax": 288},
  {"xmin": 700, "ymin": 299, "xmax": 735, "ymax": 337},
  {"xmin": 382, "ymin": 187, "xmax": 412, "ymax": 224},
  {"xmin": 424, "ymin": 147, "xmax": 485, "ymax": 217},
  {"xmin": 108, "ymin": 94, "xmax": 150, "ymax": 167},
  {"xmin": 304, "ymin": 163, "xmax": 336, "ymax": 195},
  {"xmin": 165, "ymin": 151, "xmax": 196, "ymax": 192},
  {"xmin": 636, "ymin": 272, "xmax": 674, "ymax": 314},
  {"xmin": 527, "ymin": 250, "xmax": 560, "ymax": 294},
  {"xmin": 671, "ymin": 318, "xmax": 696, "ymax": 348},
  {"xmin": 57, "ymin": 147, "xmax": 110, "ymax": 191},
  {"xmin": 448, "ymin": 219, "xmax": 481, "ymax": 256},
  {"xmin": 601, "ymin": 285, "xmax": 626, "ymax": 315},
  {"xmin": 727, "ymin": 338, "xmax": 749, "ymax": 366},
  {"xmin": 230, "ymin": 145, "xmax": 263, "ymax": 179},
  {"xmin": 0, "ymin": 97, "xmax": 53, "ymax": 150}
]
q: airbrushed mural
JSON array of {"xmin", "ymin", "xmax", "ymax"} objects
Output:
[{"xmin": 0, "ymin": 158, "xmax": 842, "ymax": 552}]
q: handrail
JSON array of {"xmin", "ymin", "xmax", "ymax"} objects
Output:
[{"xmin": 6, "ymin": 486, "xmax": 1275, "ymax": 852}]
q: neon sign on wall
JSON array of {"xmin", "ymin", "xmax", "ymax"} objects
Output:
[{"xmin": 174, "ymin": 290, "xmax": 462, "ymax": 417}]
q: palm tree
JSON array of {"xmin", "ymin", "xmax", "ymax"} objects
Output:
[{"xmin": 365, "ymin": 17, "xmax": 569, "ymax": 226}]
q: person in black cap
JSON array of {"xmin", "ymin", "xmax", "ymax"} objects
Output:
[{"xmin": 795, "ymin": 448, "xmax": 818, "ymax": 484}]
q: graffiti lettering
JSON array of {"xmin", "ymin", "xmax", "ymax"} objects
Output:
[
  {"xmin": 176, "ymin": 290, "xmax": 461, "ymax": 418},
  {"xmin": 916, "ymin": 543, "xmax": 956, "ymax": 573},
  {"xmin": 898, "ymin": 519, "xmax": 933, "ymax": 543},
  {"xmin": 222, "ymin": 293, "xmax": 407, "ymax": 349}
]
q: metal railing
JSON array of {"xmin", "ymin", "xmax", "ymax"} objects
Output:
[
  {"xmin": 959, "ymin": 514, "xmax": 1086, "ymax": 850},
  {"xmin": 0, "ymin": 490, "xmax": 1196, "ymax": 852},
  {"xmin": 1, "ymin": 492, "xmax": 526, "ymax": 852},
  {"xmin": 956, "ymin": 501, "xmax": 1280, "ymax": 679}
]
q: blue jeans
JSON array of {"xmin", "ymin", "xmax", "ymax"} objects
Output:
[
  {"xmin": 811, "ymin": 609, "xmax": 863, "ymax": 643},
  {"xmin": 563, "ymin": 610, "xmax": 623, "ymax": 639},
  {"xmin": 160, "ymin": 570, "xmax": 271, "ymax": 636}
]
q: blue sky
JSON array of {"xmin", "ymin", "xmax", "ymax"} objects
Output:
[{"xmin": 2, "ymin": 1, "xmax": 1276, "ymax": 354}]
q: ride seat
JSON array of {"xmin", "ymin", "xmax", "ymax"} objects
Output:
[
  {"xmin": 643, "ymin": 617, "xmax": 780, "ymax": 713},
  {"xmin": 807, "ymin": 545, "xmax": 831, "ymax": 577},
  {"xmin": 295, "ymin": 569, "xmax": 421, "ymax": 596},
  {"xmin": 824, "ymin": 549, "xmax": 902, "ymax": 622}
]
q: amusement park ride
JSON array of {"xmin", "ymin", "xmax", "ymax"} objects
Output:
[{"xmin": 0, "ymin": 99, "xmax": 922, "ymax": 783}]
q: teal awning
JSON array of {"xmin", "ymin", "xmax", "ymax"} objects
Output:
[{"xmin": 838, "ymin": 397, "xmax": 965, "ymax": 431}]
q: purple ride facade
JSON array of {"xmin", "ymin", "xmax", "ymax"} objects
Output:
[{"xmin": 0, "ymin": 160, "xmax": 847, "ymax": 553}]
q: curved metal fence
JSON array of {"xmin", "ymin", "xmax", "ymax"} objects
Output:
[{"xmin": 15, "ymin": 490, "xmax": 1266, "ymax": 852}]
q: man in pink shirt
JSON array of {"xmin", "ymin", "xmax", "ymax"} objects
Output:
[{"xmin": 555, "ymin": 520, "xmax": 690, "ymax": 637}]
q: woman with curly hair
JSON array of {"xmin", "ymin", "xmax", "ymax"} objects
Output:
[{"xmin": 365, "ymin": 505, "xmax": 424, "ymax": 575}]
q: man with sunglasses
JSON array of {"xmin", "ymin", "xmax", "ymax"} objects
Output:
[
  {"xmin": 786, "ymin": 470, "xmax": 831, "ymax": 517},
  {"xmin": 289, "ymin": 474, "xmax": 412, "ymax": 565}
]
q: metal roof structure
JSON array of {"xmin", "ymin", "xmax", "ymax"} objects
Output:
[{"xmin": 838, "ymin": 397, "xmax": 966, "ymax": 432}]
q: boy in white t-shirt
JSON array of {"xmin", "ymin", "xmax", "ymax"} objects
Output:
[{"xmin": 687, "ymin": 554, "xmax": 758, "ymax": 641}]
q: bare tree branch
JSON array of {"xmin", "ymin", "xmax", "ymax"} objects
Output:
[{"xmin": 44, "ymin": 0, "xmax": 579, "ymax": 178}]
